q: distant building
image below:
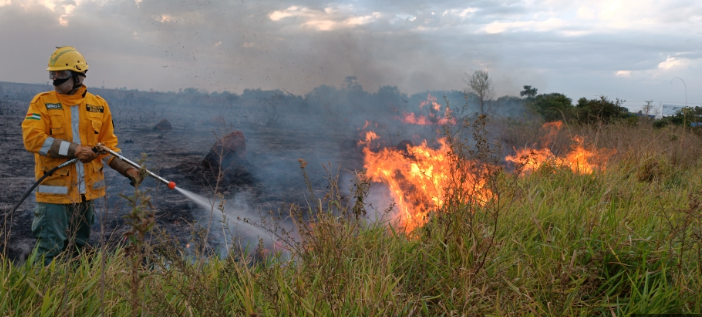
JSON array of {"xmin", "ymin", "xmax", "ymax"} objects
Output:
[
  {"xmin": 632, "ymin": 111, "xmax": 655, "ymax": 119},
  {"xmin": 662, "ymin": 104, "xmax": 684, "ymax": 117}
]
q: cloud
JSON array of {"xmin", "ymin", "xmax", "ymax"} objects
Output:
[
  {"xmin": 269, "ymin": 6, "xmax": 381, "ymax": 31},
  {"xmin": 481, "ymin": 18, "xmax": 566, "ymax": 34},
  {"xmin": 0, "ymin": 0, "xmax": 702, "ymax": 106},
  {"xmin": 442, "ymin": 8, "xmax": 478, "ymax": 18},
  {"xmin": 156, "ymin": 14, "xmax": 173, "ymax": 23},
  {"xmin": 658, "ymin": 56, "xmax": 686, "ymax": 70}
]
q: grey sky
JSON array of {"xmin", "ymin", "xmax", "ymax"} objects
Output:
[{"xmin": 1, "ymin": 0, "xmax": 701, "ymax": 108}]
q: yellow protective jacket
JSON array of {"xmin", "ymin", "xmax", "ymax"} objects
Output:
[{"xmin": 22, "ymin": 85, "xmax": 122, "ymax": 204}]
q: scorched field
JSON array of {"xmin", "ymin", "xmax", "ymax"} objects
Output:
[{"xmin": 1, "ymin": 81, "xmax": 701, "ymax": 316}]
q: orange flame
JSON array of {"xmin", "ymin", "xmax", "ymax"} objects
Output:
[
  {"xmin": 358, "ymin": 130, "xmax": 379, "ymax": 147},
  {"xmin": 401, "ymin": 93, "xmax": 456, "ymax": 126},
  {"xmin": 360, "ymin": 120, "xmax": 612, "ymax": 233},
  {"xmin": 362, "ymin": 132, "xmax": 491, "ymax": 232},
  {"xmin": 505, "ymin": 121, "xmax": 613, "ymax": 174}
]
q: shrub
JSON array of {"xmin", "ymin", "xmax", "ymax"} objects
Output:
[
  {"xmin": 574, "ymin": 96, "xmax": 628, "ymax": 124},
  {"xmin": 528, "ymin": 93, "xmax": 573, "ymax": 122}
]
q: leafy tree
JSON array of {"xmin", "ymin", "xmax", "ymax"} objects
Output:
[
  {"xmin": 520, "ymin": 85, "xmax": 538, "ymax": 100},
  {"xmin": 529, "ymin": 93, "xmax": 573, "ymax": 122},
  {"xmin": 181, "ymin": 87, "xmax": 201, "ymax": 95},
  {"xmin": 575, "ymin": 96, "xmax": 628, "ymax": 124},
  {"xmin": 375, "ymin": 86, "xmax": 406, "ymax": 113},
  {"xmin": 465, "ymin": 70, "xmax": 494, "ymax": 114},
  {"xmin": 344, "ymin": 76, "xmax": 363, "ymax": 91},
  {"xmin": 492, "ymin": 95, "xmax": 528, "ymax": 118}
]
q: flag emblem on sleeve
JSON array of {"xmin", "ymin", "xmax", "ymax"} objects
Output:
[{"xmin": 25, "ymin": 113, "xmax": 41, "ymax": 121}]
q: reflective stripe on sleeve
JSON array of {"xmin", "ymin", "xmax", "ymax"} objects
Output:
[
  {"xmin": 71, "ymin": 106, "xmax": 86, "ymax": 194},
  {"xmin": 93, "ymin": 180, "xmax": 106, "ymax": 189},
  {"xmin": 39, "ymin": 137, "xmax": 54, "ymax": 156},
  {"xmin": 37, "ymin": 185, "xmax": 69, "ymax": 195},
  {"xmin": 58, "ymin": 141, "xmax": 71, "ymax": 156}
]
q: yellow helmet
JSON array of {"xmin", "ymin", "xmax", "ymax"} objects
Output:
[{"xmin": 46, "ymin": 46, "xmax": 89, "ymax": 72}]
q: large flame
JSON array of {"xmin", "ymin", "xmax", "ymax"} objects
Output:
[
  {"xmin": 505, "ymin": 121, "xmax": 613, "ymax": 174},
  {"xmin": 362, "ymin": 133, "xmax": 491, "ymax": 232},
  {"xmin": 360, "ymin": 120, "xmax": 612, "ymax": 233}
]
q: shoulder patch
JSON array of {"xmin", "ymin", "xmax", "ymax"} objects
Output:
[
  {"xmin": 45, "ymin": 103, "xmax": 63, "ymax": 110},
  {"xmin": 86, "ymin": 104, "xmax": 104, "ymax": 113}
]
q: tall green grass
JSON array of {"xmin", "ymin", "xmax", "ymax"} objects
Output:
[{"xmin": 3, "ymin": 121, "xmax": 702, "ymax": 316}]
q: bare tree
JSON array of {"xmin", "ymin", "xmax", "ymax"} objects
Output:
[{"xmin": 466, "ymin": 70, "xmax": 494, "ymax": 114}]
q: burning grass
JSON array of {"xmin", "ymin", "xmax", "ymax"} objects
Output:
[
  {"xmin": 505, "ymin": 121, "xmax": 615, "ymax": 175},
  {"xmin": 361, "ymin": 134, "xmax": 492, "ymax": 232},
  {"xmin": 2, "ymin": 120, "xmax": 702, "ymax": 316}
]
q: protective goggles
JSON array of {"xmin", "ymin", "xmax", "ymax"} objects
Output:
[{"xmin": 49, "ymin": 70, "xmax": 73, "ymax": 80}]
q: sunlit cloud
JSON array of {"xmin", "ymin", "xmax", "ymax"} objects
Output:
[
  {"xmin": 269, "ymin": 5, "xmax": 299, "ymax": 21},
  {"xmin": 41, "ymin": 0, "xmax": 56, "ymax": 11},
  {"xmin": 1, "ymin": 0, "xmax": 702, "ymax": 102},
  {"xmin": 658, "ymin": 56, "xmax": 685, "ymax": 70},
  {"xmin": 442, "ymin": 8, "xmax": 478, "ymax": 18},
  {"xmin": 269, "ymin": 6, "xmax": 381, "ymax": 31},
  {"xmin": 156, "ymin": 14, "xmax": 173, "ymax": 23}
]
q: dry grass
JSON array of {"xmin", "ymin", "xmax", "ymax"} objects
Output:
[{"xmin": 2, "ymin": 119, "xmax": 702, "ymax": 316}]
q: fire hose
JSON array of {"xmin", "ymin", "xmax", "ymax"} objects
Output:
[
  {"xmin": 94, "ymin": 143, "xmax": 177, "ymax": 190},
  {"xmin": 9, "ymin": 144, "xmax": 176, "ymax": 215},
  {"xmin": 9, "ymin": 157, "xmax": 80, "ymax": 216}
]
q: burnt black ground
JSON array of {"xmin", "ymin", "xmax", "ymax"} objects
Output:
[{"xmin": 0, "ymin": 87, "xmax": 366, "ymax": 263}]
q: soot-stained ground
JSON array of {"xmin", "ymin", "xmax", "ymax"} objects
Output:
[{"xmin": 0, "ymin": 88, "xmax": 370, "ymax": 262}]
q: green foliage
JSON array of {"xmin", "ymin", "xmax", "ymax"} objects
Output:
[
  {"xmin": 529, "ymin": 92, "xmax": 573, "ymax": 122},
  {"xmin": 520, "ymin": 85, "xmax": 538, "ymax": 99},
  {"xmin": 3, "ymin": 124, "xmax": 702, "ymax": 315},
  {"xmin": 3, "ymin": 160, "xmax": 702, "ymax": 315},
  {"xmin": 525, "ymin": 87, "xmax": 631, "ymax": 125},
  {"xmin": 575, "ymin": 96, "xmax": 629, "ymax": 124}
]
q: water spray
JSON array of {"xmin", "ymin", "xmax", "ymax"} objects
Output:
[{"xmin": 10, "ymin": 144, "xmax": 271, "ymax": 250}]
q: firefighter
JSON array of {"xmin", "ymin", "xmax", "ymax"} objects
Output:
[{"xmin": 22, "ymin": 46, "xmax": 140, "ymax": 265}]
